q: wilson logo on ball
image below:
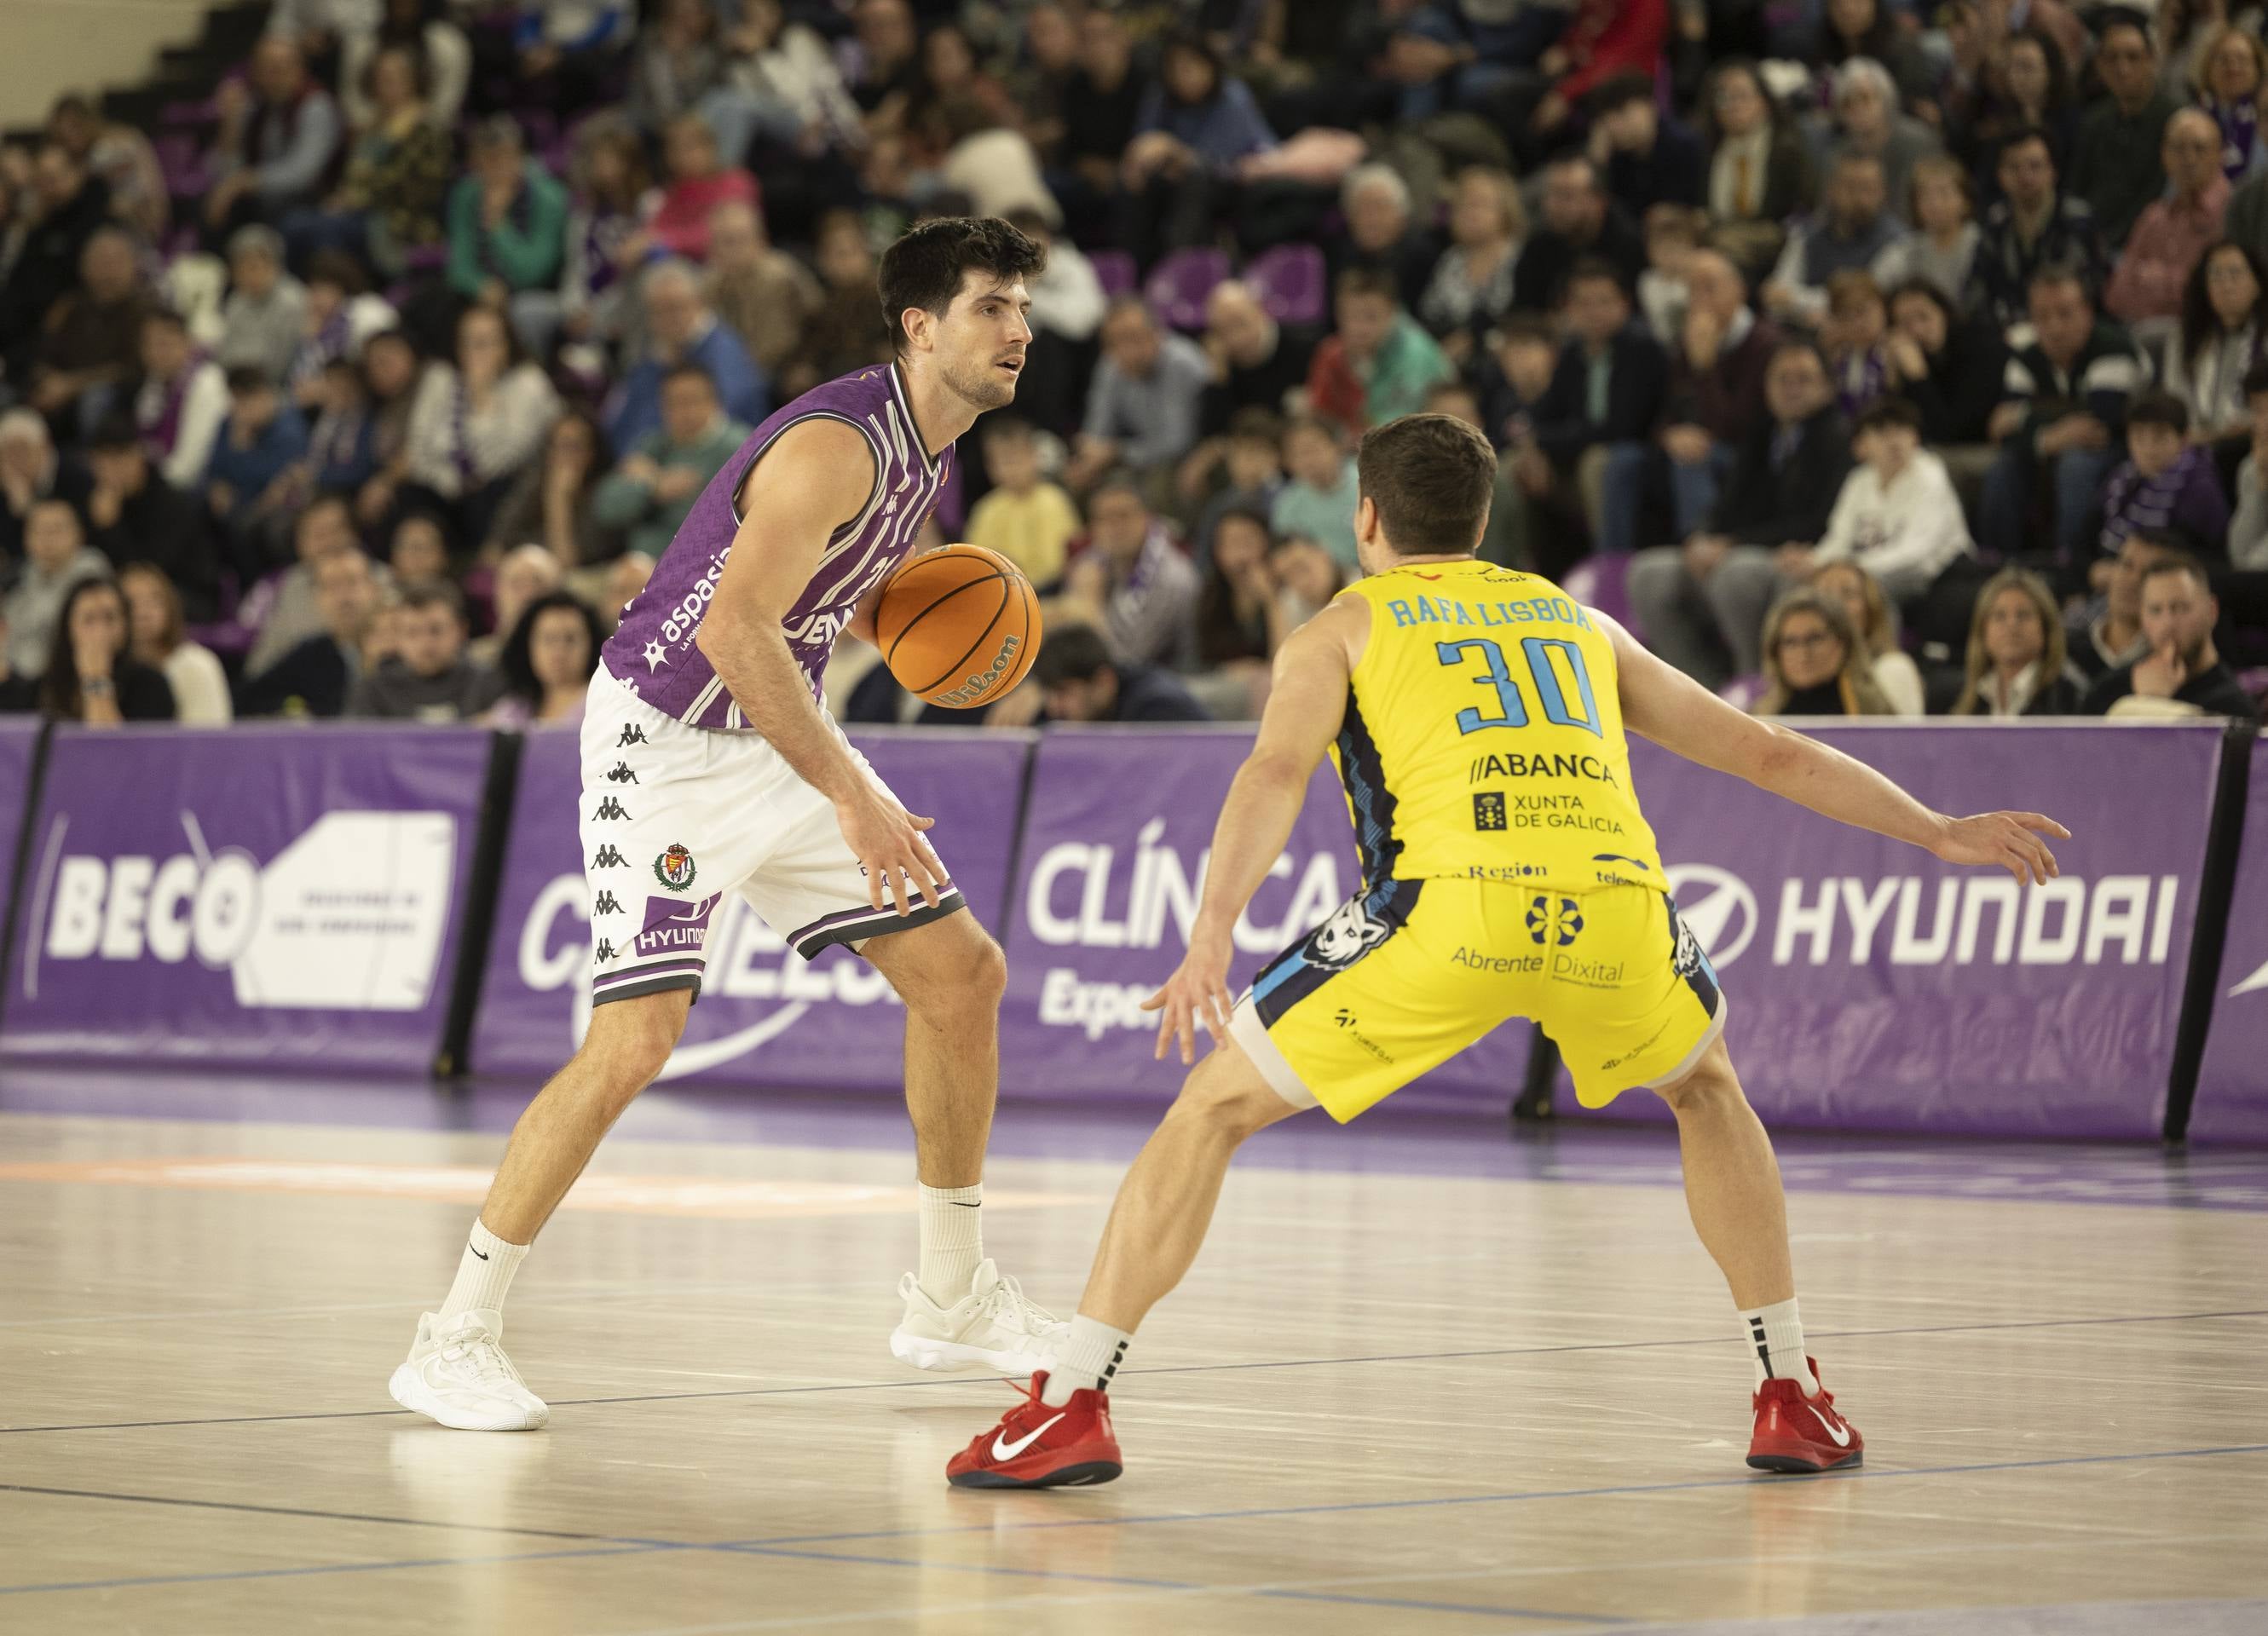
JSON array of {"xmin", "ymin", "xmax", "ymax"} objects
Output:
[{"xmin": 874, "ymin": 544, "xmax": 1042, "ymax": 707}]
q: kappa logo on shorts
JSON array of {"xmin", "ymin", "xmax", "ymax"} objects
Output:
[
  {"xmin": 596, "ymin": 938, "xmax": 617, "ymax": 963},
  {"xmin": 1526, "ymin": 895, "xmax": 1584, "ymax": 947},
  {"xmin": 607, "ymin": 762, "xmax": 640, "ymax": 785},
  {"xmin": 593, "ymin": 890, "xmax": 624, "ymax": 916},
  {"xmin": 654, "ymin": 843, "xmax": 698, "ymax": 892},
  {"xmin": 616, "ymin": 723, "xmax": 649, "ymax": 748},
  {"xmin": 1473, "ymin": 791, "xmax": 1507, "ymax": 832},
  {"xmin": 592, "ymin": 844, "xmax": 627, "ymax": 869},
  {"xmin": 592, "ymin": 797, "xmax": 630, "ymax": 822}
]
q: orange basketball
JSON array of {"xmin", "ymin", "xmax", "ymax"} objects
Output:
[{"xmin": 874, "ymin": 544, "xmax": 1042, "ymax": 707}]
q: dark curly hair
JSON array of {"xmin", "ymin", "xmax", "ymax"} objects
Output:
[{"xmin": 498, "ymin": 589, "xmax": 605, "ymax": 706}]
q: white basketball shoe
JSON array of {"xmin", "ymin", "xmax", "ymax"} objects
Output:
[
  {"xmin": 890, "ymin": 1259, "xmax": 1067, "ymax": 1377},
  {"xmin": 389, "ymin": 1311, "xmax": 551, "ymax": 1431}
]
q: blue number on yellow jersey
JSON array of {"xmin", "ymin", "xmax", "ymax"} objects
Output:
[{"xmin": 1329, "ymin": 561, "xmax": 1668, "ymax": 896}]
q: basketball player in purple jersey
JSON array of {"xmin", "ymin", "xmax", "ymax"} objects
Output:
[{"xmin": 390, "ymin": 218, "xmax": 1061, "ymax": 1430}]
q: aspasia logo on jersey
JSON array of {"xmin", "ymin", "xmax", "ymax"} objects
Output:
[{"xmin": 1026, "ymin": 818, "xmax": 1349, "ymax": 1040}]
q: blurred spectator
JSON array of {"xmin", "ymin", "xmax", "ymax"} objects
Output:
[
  {"xmin": 1971, "ymin": 129, "xmax": 2105, "ymax": 329},
  {"xmin": 846, "ymin": 0, "xmax": 922, "ymax": 121},
  {"xmin": 1752, "ymin": 587, "xmax": 1895, "ymax": 717},
  {"xmin": 1822, "ymin": 270, "xmax": 1893, "ymax": 422},
  {"xmin": 1959, "ymin": 28, "xmax": 2075, "ymax": 187},
  {"xmin": 339, "ymin": 0, "xmax": 471, "ymax": 132},
  {"xmin": 1951, "ymin": 567, "xmax": 2089, "ymax": 716},
  {"xmin": 2195, "ymin": 25, "xmax": 2268, "ymax": 183},
  {"xmin": 1522, "ymin": 0, "xmax": 1671, "ymax": 151},
  {"xmin": 1811, "ymin": 559, "xmax": 1925, "ymax": 717},
  {"xmin": 2104, "ymin": 110, "xmax": 2230, "ymax": 330},
  {"xmin": 1634, "ymin": 204, "xmax": 1705, "ymax": 346},
  {"xmin": 591, "ymin": 364, "xmax": 748, "ymax": 561},
  {"xmin": 2167, "ymin": 243, "xmax": 2268, "ymax": 445},
  {"xmin": 25, "ymin": 227, "xmax": 150, "ymax": 435},
  {"xmin": 1192, "ymin": 406, "xmax": 1284, "ymax": 568},
  {"xmin": 1628, "ymin": 340, "xmax": 1852, "ymax": 687},
  {"xmin": 1418, "ymin": 167, "xmax": 1525, "ymax": 366},
  {"xmin": 264, "ymin": 0, "xmax": 377, "ymax": 64},
  {"xmin": 965, "ymin": 419, "xmax": 1078, "ymax": 589},
  {"xmin": 345, "ymin": 580, "xmax": 504, "ymax": 720},
  {"xmin": 598, "ymin": 549, "xmax": 655, "ymax": 631},
  {"xmin": 1329, "ymin": 164, "xmax": 1438, "ymax": 314},
  {"xmin": 38, "ymin": 577, "xmax": 175, "ymax": 724},
  {"xmin": 707, "ymin": 200, "xmax": 821, "ymax": 381},
  {"xmin": 286, "ymin": 41, "xmax": 451, "ymax": 278},
  {"xmin": 2230, "ymin": 362, "xmax": 2268, "ymax": 566},
  {"xmin": 1590, "ymin": 72, "xmax": 1703, "ymax": 216},
  {"xmin": 0, "ymin": 410, "xmax": 90, "ymax": 567},
  {"xmin": 1805, "ymin": 396, "xmax": 1977, "ymax": 623},
  {"xmin": 1872, "ymin": 156, "xmax": 1981, "ymax": 308},
  {"xmin": 1531, "ymin": 260, "xmax": 1668, "ymax": 557},
  {"xmin": 1883, "ymin": 278, "xmax": 2008, "ymax": 447},
  {"xmin": 1063, "ymin": 472, "xmax": 1198, "ymax": 670},
  {"xmin": 120, "ymin": 563, "xmax": 231, "ymax": 726},
  {"xmin": 1821, "ymin": 56, "xmax": 1942, "ymax": 213},
  {"xmin": 778, "ymin": 210, "xmax": 893, "ymax": 398},
  {"xmin": 1763, "ymin": 152, "xmax": 1906, "ymax": 329},
  {"xmin": 84, "ymin": 417, "xmax": 217, "ymax": 619},
  {"xmin": 2157, "ymin": 2, "xmax": 2230, "ymax": 100},
  {"xmin": 1055, "ymin": 7, "xmax": 1146, "ymax": 242},
  {"xmin": 707, "ymin": 0, "xmax": 862, "ymax": 166},
  {"xmin": 206, "ymin": 366, "xmax": 311, "ymax": 567},
  {"xmin": 353, "ymin": 327, "xmax": 424, "ymax": 529},
  {"xmin": 403, "ymin": 304, "xmax": 562, "ymax": 543},
  {"xmin": 1269, "ymin": 531, "xmax": 1350, "ymax": 626},
  {"xmin": 1197, "ymin": 279, "xmax": 1315, "ymax": 440},
  {"xmin": 202, "ymin": 37, "xmax": 343, "ymax": 241},
  {"xmin": 240, "ymin": 544, "xmax": 384, "ymax": 717},
  {"xmin": 1659, "ymin": 249, "xmax": 1780, "ymax": 540},
  {"xmin": 2096, "ymin": 391, "xmax": 2230, "ymax": 562},
  {"xmin": 243, "ymin": 493, "xmax": 372, "ymax": 674},
  {"xmin": 218, "ymin": 226, "xmax": 310, "ymax": 385},
  {"xmin": 288, "ymin": 253, "xmax": 396, "ymax": 403},
  {"xmin": 483, "ymin": 409, "xmax": 620, "ymax": 568},
  {"xmin": 1700, "ymin": 60, "xmax": 1815, "ymax": 278},
  {"xmin": 514, "ymin": 116, "xmax": 655, "ymax": 361},
  {"xmin": 1190, "ymin": 508, "xmax": 1287, "ymax": 716},
  {"xmin": 1307, "ymin": 266, "xmax": 1455, "ymax": 442},
  {"xmin": 0, "ymin": 146, "xmax": 112, "ymax": 377},
  {"xmin": 290, "ymin": 356, "xmax": 379, "ymax": 504},
  {"xmin": 2069, "ymin": 527, "xmax": 2174, "ymax": 682},
  {"xmin": 649, "ymin": 113, "xmax": 760, "ymax": 265},
  {"xmin": 470, "ymin": 541, "xmax": 564, "ymax": 669},
  {"xmin": 2, "ymin": 499, "xmax": 108, "ymax": 677},
  {"xmin": 630, "ymin": 0, "xmax": 724, "ymax": 135},
  {"xmin": 488, "ymin": 589, "xmax": 604, "ymax": 727},
  {"xmin": 1978, "ymin": 268, "xmax": 2142, "ymax": 564},
  {"xmin": 1514, "ymin": 154, "xmax": 1644, "ymax": 315},
  {"xmin": 389, "ymin": 506, "xmax": 451, "ymax": 584},
  {"xmin": 1820, "ymin": 0, "xmax": 1935, "ymax": 107},
  {"xmin": 2069, "ymin": 13, "xmax": 2178, "ymax": 253},
  {"xmin": 1271, "ymin": 415, "xmax": 1361, "ymax": 569},
  {"xmin": 446, "ymin": 118, "xmax": 569, "ymax": 308},
  {"xmin": 130, "ymin": 308, "xmax": 228, "ymax": 492},
  {"xmin": 1069, "ymin": 297, "xmax": 1209, "ymax": 492},
  {"xmin": 1120, "ymin": 32, "xmax": 1274, "ymax": 267},
  {"xmin": 507, "ymin": 1, "xmax": 635, "ymax": 112},
  {"xmin": 45, "ymin": 93, "xmax": 165, "ymax": 245},
  {"xmin": 607, "ymin": 260, "xmax": 766, "ymax": 452},
  {"xmin": 1486, "ymin": 317, "xmax": 1578, "ymax": 573},
  {"xmin": 2081, "ymin": 552, "xmax": 2257, "ymax": 717},
  {"xmin": 1031, "ymin": 619, "xmax": 1209, "ymax": 723}
]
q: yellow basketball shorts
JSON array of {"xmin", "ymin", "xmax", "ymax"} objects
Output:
[{"xmin": 1227, "ymin": 879, "xmax": 1727, "ymax": 1122}]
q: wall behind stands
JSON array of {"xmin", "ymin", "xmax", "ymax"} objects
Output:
[
  {"xmin": 0, "ymin": 718, "xmax": 2258, "ymax": 1143},
  {"xmin": 0, "ymin": 2, "xmax": 210, "ymax": 127}
]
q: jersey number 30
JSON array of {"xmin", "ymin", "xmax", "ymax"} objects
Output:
[{"xmin": 1434, "ymin": 637, "xmax": 1601, "ymax": 739}]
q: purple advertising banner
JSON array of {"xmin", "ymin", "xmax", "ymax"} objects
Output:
[
  {"xmin": 0, "ymin": 718, "xmax": 38, "ymax": 939},
  {"xmin": 1555, "ymin": 723, "xmax": 2222, "ymax": 1138},
  {"xmin": 2190, "ymin": 740, "xmax": 2268, "ymax": 1144},
  {"xmin": 3, "ymin": 724, "xmax": 490, "ymax": 1073},
  {"xmin": 996, "ymin": 728, "xmax": 1530, "ymax": 1112},
  {"xmin": 469, "ymin": 726, "xmax": 1029, "ymax": 1087}
]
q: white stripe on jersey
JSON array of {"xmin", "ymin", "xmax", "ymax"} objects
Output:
[{"xmin": 682, "ymin": 673, "xmax": 725, "ymax": 725}]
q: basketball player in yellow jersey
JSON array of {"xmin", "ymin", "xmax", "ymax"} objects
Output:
[{"xmin": 949, "ymin": 415, "xmax": 2069, "ymax": 1489}]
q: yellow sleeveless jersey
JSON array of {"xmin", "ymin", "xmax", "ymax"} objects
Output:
[{"xmin": 1328, "ymin": 559, "xmax": 1667, "ymax": 896}]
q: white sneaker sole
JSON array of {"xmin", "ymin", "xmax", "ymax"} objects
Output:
[
  {"xmin": 888, "ymin": 1327, "xmax": 1057, "ymax": 1378},
  {"xmin": 388, "ymin": 1362, "xmax": 550, "ymax": 1432}
]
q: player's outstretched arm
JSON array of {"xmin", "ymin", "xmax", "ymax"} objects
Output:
[
  {"xmin": 1144, "ymin": 602, "xmax": 1360, "ymax": 1064},
  {"xmin": 697, "ymin": 421, "xmax": 945, "ymax": 916},
  {"xmin": 1601, "ymin": 614, "xmax": 2069, "ymax": 884}
]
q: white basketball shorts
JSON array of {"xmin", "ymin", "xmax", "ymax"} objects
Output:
[{"xmin": 577, "ymin": 665, "xmax": 964, "ymax": 1007}]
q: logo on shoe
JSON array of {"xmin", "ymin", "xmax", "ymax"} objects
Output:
[
  {"xmin": 1806, "ymin": 1404, "xmax": 1852, "ymax": 1447},
  {"xmin": 991, "ymin": 1412, "xmax": 1065, "ymax": 1461}
]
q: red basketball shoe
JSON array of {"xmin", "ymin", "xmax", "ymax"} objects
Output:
[
  {"xmin": 946, "ymin": 1374, "xmax": 1122, "ymax": 1489},
  {"xmin": 1747, "ymin": 1357, "xmax": 1863, "ymax": 1472}
]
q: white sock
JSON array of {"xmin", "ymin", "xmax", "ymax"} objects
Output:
[
  {"xmin": 1741, "ymin": 1297, "xmax": 1818, "ymax": 1395},
  {"xmin": 1041, "ymin": 1314, "xmax": 1131, "ymax": 1406},
  {"xmin": 436, "ymin": 1219, "xmax": 528, "ymax": 1334},
  {"xmin": 917, "ymin": 1183, "xmax": 984, "ymax": 1305}
]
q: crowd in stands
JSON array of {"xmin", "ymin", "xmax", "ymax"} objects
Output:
[{"xmin": 1, "ymin": 0, "xmax": 2264, "ymax": 737}]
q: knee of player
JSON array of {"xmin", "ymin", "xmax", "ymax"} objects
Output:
[
  {"xmin": 1649, "ymin": 1054, "xmax": 1744, "ymax": 1117},
  {"xmin": 899, "ymin": 926, "xmax": 1007, "ymax": 1017},
  {"xmin": 1167, "ymin": 1061, "xmax": 1281, "ymax": 1143},
  {"xmin": 583, "ymin": 995, "xmax": 687, "ymax": 1088}
]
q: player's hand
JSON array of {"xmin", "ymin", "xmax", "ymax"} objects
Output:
[
  {"xmin": 1930, "ymin": 811, "xmax": 2070, "ymax": 885},
  {"xmin": 1141, "ymin": 936, "xmax": 1236, "ymax": 1066},
  {"xmin": 835, "ymin": 787, "xmax": 948, "ymax": 916}
]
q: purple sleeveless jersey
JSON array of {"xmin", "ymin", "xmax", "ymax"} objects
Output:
[{"xmin": 601, "ymin": 362, "xmax": 955, "ymax": 730}]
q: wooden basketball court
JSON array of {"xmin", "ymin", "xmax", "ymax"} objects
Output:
[{"xmin": 3, "ymin": 1069, "xmax": 2264, "ymax": 1634}]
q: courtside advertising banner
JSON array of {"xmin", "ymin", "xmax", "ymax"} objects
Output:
[
  {"xmin": 1558, "ymin": 723, "xmax": 2223, "ymax": 1138},
  {"xmin": 996, "ymin": 727, "xmax": 1530, "ymax": 1110},
  {"xmin": 2, "ymin": 724, "xmax": 489, "ymax": 1072},
  {"xmin": 469, "ymin": 726, "xmax": 1028, "ymax": 1086},
  {"xmin": 2190, "ymin": 738, "xmax": 2268, "ymax": 1143},
  {"xmin": 0, "ymin": 718, "xmax": 38, "ymax": 935}
]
